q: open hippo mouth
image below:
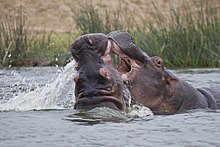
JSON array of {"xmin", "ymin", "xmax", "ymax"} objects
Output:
[
  {"xmin": 107, "ymin": 31, "xmax": 147, "ymax": 82},
  {"xmin": 117, "ymin": 56, "xmax": 131, "ymax": 74},
  {"xmin": 109, "ymin": 40, "xmax": 141, "ymax": 82}
]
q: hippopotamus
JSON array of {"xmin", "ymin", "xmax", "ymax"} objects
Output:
[
  {"xmin": 107, "ymin": 30, "xmax": 220, "ymax": 114},
  {"xmin": 70, "ymin": 33, "xmax": 130, "ymax": 112}
]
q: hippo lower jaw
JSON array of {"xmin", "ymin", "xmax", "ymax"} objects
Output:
[{"xmin": 74, "ymin": 96, "xmax": 125, "ymax": 111}]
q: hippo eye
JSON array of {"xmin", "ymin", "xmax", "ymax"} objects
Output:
[
  {"xmin": 157, "ymin": 60, "xmax": 161, "ymax": 65},
  {"xmin": 152, "ymin": 56, "xmax": 163, "ymax": 68}
]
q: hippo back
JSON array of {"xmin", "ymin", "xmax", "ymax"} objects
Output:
[{"xmin": 197, "ymin": 86, "xmax": 220, "ymax": 109}]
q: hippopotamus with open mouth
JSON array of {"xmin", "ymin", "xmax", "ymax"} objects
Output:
[
  {"xmin": 107, "ymin": 30, "xmax": 220, "ymax": 114},
  {"xmin": 70, "ymin": 33, "xmax": 130, "ymax": 111}
]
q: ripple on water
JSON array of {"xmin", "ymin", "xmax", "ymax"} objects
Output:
[{"xmin": 0, "ymin": 67, "xmax": 220, "ymax": 146}]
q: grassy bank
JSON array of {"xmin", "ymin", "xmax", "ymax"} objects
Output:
[
  {"xmin": 71, "ymin": 0, "xmax": 220, "ymax": 68},
  {"xmin": 0, "ymin": 1, "xmax": 220, "ymax": 68},
  {"xmin": 133, "ymin": 1, "xmax": 220, "ymax": 68},
  {"xmin": 0, "ymin": 6, "xmax": 73, "ymax": 67}
]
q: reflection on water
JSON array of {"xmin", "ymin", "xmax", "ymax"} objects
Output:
[{"xmin": 0, "ymin": 64, "xmax": 220, "ymax": 146}]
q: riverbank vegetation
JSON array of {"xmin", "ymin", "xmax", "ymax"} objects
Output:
[
  {"xmin": 0, "ymin": 6, "xmax": 72, "ymax": 67},
  {"xmin": 0, "ymin": 0, "xmax": 219, "ymax": 68}
]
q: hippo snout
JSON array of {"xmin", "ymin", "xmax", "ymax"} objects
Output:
[
  {"xmin": 70, "ymin": 33, "xmax": 127, "ymax": 111},
  {"xmin": 74, "ymin": 63, "xmax": 125, "ymax": 111}
]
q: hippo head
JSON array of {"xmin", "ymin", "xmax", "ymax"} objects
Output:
[
  {"xmin": 70, "ymin": 33, "xmax": 127, "ymax": 111},
  {"xmin": 126, "ymin": 56, "xmax": 182, "ymax": 113},
  {"xmin": 107, "ymin": 31, "xmax": 184, "ymax": 113}
]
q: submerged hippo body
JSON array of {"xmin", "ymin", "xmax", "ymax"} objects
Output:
[
  {"xmin": 107, "ymin": 30, "xmax": 220, "ymax": 113},
  {"xmin": 70, "ymin": 33, "xmax": 129, "ymax": 111}
]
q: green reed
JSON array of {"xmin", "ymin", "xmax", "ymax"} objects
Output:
[
  {"xmin": 70, "ymin": 0, "xmax": 220, "ymax": 68},
  {"xmin": 0, "ymin": 6, "xmax": 28, "ymax": 66},
  {"xmin": 0, "ymin": 6, "xmax": 70, "ymax": 67},
  {"xmin": 1, "ymin": 1, "xmax": 219, "ymax": 68},
  {"xmin": 133, "ymin": 1, "xmax": 220, "ymax": 68},
  {"xmin": 68, "ymin": 0, "xmax": 135, "ymax": 34}
]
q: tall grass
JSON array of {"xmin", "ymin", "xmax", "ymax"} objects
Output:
[
  {"xmin": 70, "ymin": 0, "xmax": 220, "ymax": 68},
  {"xmin": 68, "ymin": 0, "xmax": 135, "ymax": 34},
  {"xmin": 0, "ymin": 6, "xmax": 71, "ymax": 67},
  {"xmin": 0, "ymin": 6, "xmax": 29, "ymax": 66},
  {"xmin": 134, "ymin": 1, "xmax": 220, "ymax": 68},
  {"xmin": 1, "ymin": 1, "xmax": 219, "ymax": 68}
]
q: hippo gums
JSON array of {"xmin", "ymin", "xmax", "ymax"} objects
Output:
[
  {"xmin": 70, "ymin": 33, "xmax": 129, "ymax": 111},
  {"xmin": 107, "ymin": 30, "xmax": 220, "ymax": 114}
]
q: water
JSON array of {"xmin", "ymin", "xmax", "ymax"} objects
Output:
[
  {"xmin": 0, "ymin": 61, "xmax": 76, "ymax": 111},
  {"xmin": 0, "ymin": 62, "xmax": 220, "ymax": 147}
]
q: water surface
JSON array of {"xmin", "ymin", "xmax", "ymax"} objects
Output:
[{"xmin": 0, "ymin": 63, "xmax": 220, "ymax": 147}]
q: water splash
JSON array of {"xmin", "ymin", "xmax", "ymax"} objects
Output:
[
  {"xmin": 66, "ymin": 107, "xmax": 128, "ymax": 124},
  {"xmin": 65, "ymin": 105, "xmax": 153, "ymax": 124},
  {"xmin": 0, "ymin": 60, "xmax": 77, "ymax": 111},
  {"xmin": 0, "ymin": 60, "xmax": 153, "ymax": 119},
  {"xmin": 123, "ymin": 85, "xmax": 132, "ymax": 111},
  {"xmin": 128, "ymin": 104, "xmax": 153, "ymax": 117}
]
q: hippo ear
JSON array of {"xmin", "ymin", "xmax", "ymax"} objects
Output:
[
  {"xmin": 166, "ymin": 76, "xmax": 177, "ymax": 86},
  {"xmin": 164, "ymin": 70, "xmax": 178, "ymax": 86},
  {"xmin": 165, "ymin": 76, "xmax": 178, "ymax": 97}
]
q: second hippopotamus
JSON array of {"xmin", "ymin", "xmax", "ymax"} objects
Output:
[{"xmin": 107, "ymin": 30, "xmax": 220, "ymax": 114}]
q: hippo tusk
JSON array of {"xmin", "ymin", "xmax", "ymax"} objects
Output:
[
  {"xmin": 74, "ymin": 73, "xmax": 80, "ymax": 83},
  {"xmin": 99, "ymin": 67, "xmax": 111, "ymax": 81}
]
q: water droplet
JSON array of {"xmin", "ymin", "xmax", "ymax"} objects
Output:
[
  {"xmin": 8, "ymin": 65, "xmax": 11, "ymax": 67},
  {"xmin": 8, "ymin": 54, "xmax": 11, "ymax": 58},
  {"xmin": 55, "ymin": 57, "xmax": 59, "ymax": 61}
]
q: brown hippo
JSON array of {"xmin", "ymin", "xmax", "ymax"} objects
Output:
[
  {"xmin": 107, "ymin": 30, "xmax": 220, "ymax": 114},
  {"xmin": 70, "ymin": 33, "xmax": 130, "ymax": 112}
]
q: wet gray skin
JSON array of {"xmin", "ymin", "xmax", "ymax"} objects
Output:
[
  {"xmin": 107, "ymin": 30, "xmax": 220, "ymax": 114},
  {"xmin": 70, "ymin": 33, "xmax": 128, "ymax": 111}
]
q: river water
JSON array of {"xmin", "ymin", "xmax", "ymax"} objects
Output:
[{"xmin": 0, "ymin": 61, "xmax": 220, "ymax": 147}]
